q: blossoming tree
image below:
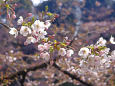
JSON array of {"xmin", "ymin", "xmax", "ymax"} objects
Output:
[{"xmin": 0, "ymin": 0, "xmax": 115, "ymax": 86}]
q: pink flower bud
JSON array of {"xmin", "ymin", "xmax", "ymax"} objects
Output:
[
  {"xmin": 12, "ymin": 14, "xmax": 16, "ymax": 19},
  {"xmin": 27, "ymin": 13, "xmax": 32, "ymax": 17},
  {"xmin": 55, "ymin": 14, "xmax": 59, "ymax": 18},
  {"xmin": 66, "ymin": 42, "xmax": 70, "ymax": 45},
  {"xmin": 14, "ymin": 3, "xmax": 18, "ymax": 7}
]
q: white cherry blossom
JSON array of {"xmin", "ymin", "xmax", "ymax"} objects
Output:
[
  {"xmin": 20, "ymin": 26, "xmax": 31, "ymax": 36},
  {"xmin": 40, "ymin": 52, "xmax": 50, "ymax": 61},
  {"xmin": 6, "ymin": 56, "xmax": 17, "ymax": 62},
  {"xmin": 31, "ymin": 20, "xmax": 45, "ymax": 31},
  {"xmin": 96, "ymin": 37, "xmax": 107, "ymax": 46},
  {"xmin": 110, "ymin": 36, "xmax": 115, "ymax": 44},
  {"xmin": 44, "ymin": 20, "xmax": 51, "ymax": 29},
  {"xmin": 111, "ymin": 50, "xmax": 115, "ymax": 56},
  {"xmin": 100, "ymin": 59, "xmax": 107, "ymax": 64},
  {"xmin": 78, "ymin": 47, "xmax": 90, "ymax": 58},
  {"xmin": 58, "ymin": 48, "xmax": 66, "ymax": 56},
  {"xmin": 44, "ymin": 43, "xmax": 51, "ymax": 50},
  {"xmin": 25, "ymin": 36, "xmax": 36, "ymax": 45},
  {"xmin": 38, "ymin": 29, "xmax": 47, "ymax": 39},
  {"xmin": 17, "ymin": 16, "xmax": 23, "ymax": 25},
  {"xmin": 100, "ymin": 48, "xmax": 110, "ymax": 56},
  {"xmin": 66, "ymin": 49, "xmax": 74, "ymax": 57},
  {"xmin": 9, "ymin": 27, "xmax": 18, "ymax": 38},
  {"xmin": 38, "ymin": 44, "xmax": 44, "ymax": 51}
]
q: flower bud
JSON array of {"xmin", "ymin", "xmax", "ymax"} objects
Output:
[
  {"xmin": 54, "ymin": 14, "xmax": 59, "ymax": 18},
  {"xmin": 14, "ymin": 3, "xmax": 18, "ymax": 7},
  {"xmin": 27, "ymin": 13, "xmax": 32, "ymax": 17},
  {"xmin": 12, "ymin": 14, "xmax": 16, "ymax": 19}
]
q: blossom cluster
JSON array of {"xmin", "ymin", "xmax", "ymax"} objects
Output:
[
  {"xmin": 9, "ymin": 16, "xmax": 74, "ymax": 61},
  {"xmin": 75, "ymin": 37, "xmax": 115, "ymax": 85},
  {"xmin": 9, "ymin": 16, "xmax": 50, "ymax": 42},
  {"xmin": 78, "ymin": 36, "xmax": 115, "ymax": 58},
  {"xmin": 58, "ymin": 48, "xmax": 74, "ymax": 57},
  {"xmin": 57, "ymin": 36, "xmax": 114, "ymax": 86},
  {"xmin": 5, "ymin": 56, "xmax": 17, "ymax": 62},
  {"xmin": 0, "ymin": 0, "xmax": 17, "ymax": 19}
]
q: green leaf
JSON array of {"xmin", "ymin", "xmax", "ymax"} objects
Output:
[
  {"xmin": 5, "ymin": 4, "xmax": 10, "ymax": 8},
  {"xmin": 22, "ymin": 23, "xmax": 28, "ymax": 26},
  {"xmin": 49, "ymin": 46, "xmax": 54, "ymax": 52},
  {"xmin": 61, "ymin": 42, "xmax": 67, "ymax": 47},
  {"xmin": 45, "ymin": 5, "xmax": 48, "ymax": 12},
  {"xmin": 47, "ymin": 12, "xmax": 53, "ymax": 16},
  {"xmin": 27, "ymin": 22, "xmax": 32, "ymax": 26},
  {"xmin": 32, "ymin": 16, "xmax": 35, "ymax": 23}
]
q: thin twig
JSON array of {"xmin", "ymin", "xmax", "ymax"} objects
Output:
[{"xmin": 0, "ymin": 22, "xmax": 10, "ymax": 29}]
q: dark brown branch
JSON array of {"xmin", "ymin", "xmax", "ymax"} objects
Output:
[
  {"xmin": 0, "ymin": 22, "xmax": 10, "ymax": 29},
  {"xmin": 0, "ymin": 62, "xmax": 49, "ymax": 84},
  {"xmin": 53, "ymin": 63, "xmax": 92, "ymax": 86},
  {"xmin": 0, "ymin": 60, "xmax": 92, "ymax": 86},
  {"xmin": 19, "ymin": 72, "xmax": 27, "ymax": 86},
  {"xmin": 0, "ymin": 23, "xmax": 91, "ymax": 85}
]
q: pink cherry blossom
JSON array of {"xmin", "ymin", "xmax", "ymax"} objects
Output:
[
  {"xmin": 40, "ymin": 52, "xmax": 50, "ymax": 61},
  {"xmin": 44, "ymin": 43, "xmax": 51, "ymax": 50},
  {"xmin": 38, "ymin": 44, "xmax": 44, "ymax": 51}
]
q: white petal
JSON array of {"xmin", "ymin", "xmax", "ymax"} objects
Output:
[{"xmin": 110, "ymin": 36, "xmax": 115, "ymax": 44}]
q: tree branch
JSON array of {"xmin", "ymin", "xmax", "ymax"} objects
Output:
[
  {"xmin": 0, "ymin": 23, "xmax": 91, "ymax": 86},
  {"xmin": 0, "ymin": 22, "xmax": 10, "ymax": 29},
  {"xmin": 53, "ymin": 62, "xmax": 92, "ymax": 86},
  {"xmin": 0, "ymin": 60, "xmax": 92, "ymax": 86},
  {"xmin": 0, "ymin": 62, "xmax": 49, "ymax": 84},
  {"xmin": 19, "ymin": 72, "xmax": 27, "ymax": 86}
]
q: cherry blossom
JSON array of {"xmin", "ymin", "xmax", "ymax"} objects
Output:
[
  {"xmin": 17, "ymin": 16, "xmax": 23, "ymax": 25},
  {"xmin": 96, "ymin": 37, "xmax": 107, "ymax": 47},
  {"xmin": 58, "ymin": 48, "xmax": 66, "ymax": 56},
  {"xmin": 110, "ymin": 36, "xmax": 115, "ymax": 44},
  {"xmin": 9, "ymin": 27, "xmax": 18, "ymax": 38},
  {"xmin": 6, "ymin": 56, "xmax": 17, "ymax": 62},
  {"xmin": 37, "ymin": 29, "xmax": 47, "ymax": 40},
  {"xmin": 78, "ymin": 47, "xmax": 90, "ymax": 58},
  {"xmin": 25, "ymin": 36, "xmax": 36, "ymax": 45},
  {"xmin": 20, "ymin": 26, "xmax": 31, "ymax": 36},
  {"xmin": 40, "ymin": 52, "xmax": 50, "ymax": 61},
  {"xmin": 38, "ymin": 44, "xmax": 45, "ymax": 51},
  {"xmin": 111, "ymin": 50, "xmax": 115, "ymax": 57},
  {"xmin": 31, "ymin": 20, "xmax": 45, "ymax": 31},
  {"xmin": 44, "ymin": 43, "xmax": 51, "ymax": 50},
  {"xmin": 66, "ymin": 49, "xmax": 74, "ymax": 57},
  {"xmin": 44, "ymin": 20, "xmax": 51, "ymax": 29}
]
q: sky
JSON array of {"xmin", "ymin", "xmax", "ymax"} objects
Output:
[{"xmin": 31, "ymin": 0, "xmax": 48, "ymax": 6}]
